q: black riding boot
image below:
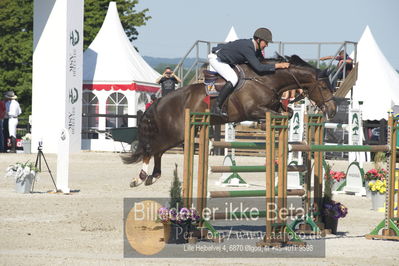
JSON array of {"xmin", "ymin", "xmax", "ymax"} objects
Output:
[
  {"xmin": 10, "ymin": 136, "xmax": 16, "ymax": 153},
  {"xmin": 211, "ymin": 81, "xmax": 235, "ymax": 117}
]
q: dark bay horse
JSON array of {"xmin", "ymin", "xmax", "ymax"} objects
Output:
[{"xmin": 123, "ymin": 55, "xmax": 337, "ymax": 187}]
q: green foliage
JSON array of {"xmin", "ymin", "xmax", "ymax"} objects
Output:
[
  {"xmin": 307, "ymin": 60, "xmax": 330, "ymax": 70},
  {"xmin": 0, "ymin": 0, "xmax": 33, "ymax": 119},
  {"xmin": 84, "ymin": 0, "xmax": 151, "ymax": 50},
  {"xmin": 169, "ymin": 164, "xmax": 183, "ymax": 210},
  {"xmin": 154, "ymin": 64, "xmax": 178, "ymax": 74},
  {"xmin": 0, "ymin": 0, "xmax": 150, "ymax": 119}
]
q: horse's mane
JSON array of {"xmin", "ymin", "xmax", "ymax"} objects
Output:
[
  {"xmin": 287, "ymin": 55, "xmax": 315, "ymax": 69},
  {"xmin": 263, "ymin": 53, "xmax": 315, "ymax": 69}
]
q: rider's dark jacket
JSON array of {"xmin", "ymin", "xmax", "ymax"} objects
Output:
[{"xmin": 212, "ymin": 39, "xmax": 276, "ymax": 73}]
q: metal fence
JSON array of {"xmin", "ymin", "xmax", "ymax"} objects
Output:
[{"xmin": 173, "ymin": 40, "xmax": 357, "ymax": 86}]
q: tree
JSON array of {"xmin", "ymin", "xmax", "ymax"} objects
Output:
[
  {"xmin": 0, "ymin": 0, "xmax": 151, "ymax": 120},
  {"xmin": 84, "ymin": 0, "xmax": 151, "ymax": 50},
  {"xmin": 0, "ymin": 0, "xmax": 33, "ymax": 119}
]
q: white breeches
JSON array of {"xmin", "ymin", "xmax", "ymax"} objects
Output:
[
  {"xmin": 8, "ymin": 118, "xmax": 18, "ymax": 138},
  {"xmin": 208, "ymin": 53, "xmax": 238, "ymax": 86}
]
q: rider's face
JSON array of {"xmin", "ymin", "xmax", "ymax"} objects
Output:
[{"xmin": 260, "ymin": 40, "xmax": 269, "ymax": 50}]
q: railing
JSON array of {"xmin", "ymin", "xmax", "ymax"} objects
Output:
[
  {"xmin": 81, "ymin": 113, "xmax": 138, "ymax": 139},
  {"xmin": 173, "ymin": 40, "xmax": 222, "ymax": 87},
  {"xmin": 174, "ymin": 40, "xmax": 357, "ymax": 88}
]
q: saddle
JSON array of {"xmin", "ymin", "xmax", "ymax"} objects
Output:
[{"xmin": 203, "ymin": 65, "xmax": 246, "ymax": 97}]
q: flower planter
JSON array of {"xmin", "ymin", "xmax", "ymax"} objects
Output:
[
  {"xmin": 15, "ymin": 173, "xmax": 35, "ymax": 193},
  {"xmin": 163, "ymin": 223, "xmax": 189, "ymax": 244},
  {"xmin": 371, "ymin": 192, "xmax": 385, "ymax": 210},
  {"xmin": 365, "ymin": 180, "xmax": 376, "ymax": 198},
  {"xmin": 22, "ymin": 140, "xmax": 31, "ymax": 154}
]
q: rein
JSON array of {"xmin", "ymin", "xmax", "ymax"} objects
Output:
[{"xmin": 287, "ymin": 69, "xmax": 334, "ymax": 106}]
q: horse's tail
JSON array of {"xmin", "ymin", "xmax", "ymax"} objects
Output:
[{"xmin": 121, "ymin": 103, "xmax": 158, "ymax": 164}]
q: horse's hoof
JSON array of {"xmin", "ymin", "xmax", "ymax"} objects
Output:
[
  {"xmin": 144, "ymin": 173, "xmax": 161, "ymax": 186},
  {"xmin": 130, "ymin": 178, "xmax": 143, "ymax": 188},
  {"xmin": 130, "ymin": 180, "xmax": 137, "ymax": 187},
  {"xmin": 145, "ymin": 176, "xmax": 153, "ymax": 186}
]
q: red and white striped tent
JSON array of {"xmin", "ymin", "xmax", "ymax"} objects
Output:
[{"xmin": 82, "ymin": 2, "xmax": 160, "ymax": 151}]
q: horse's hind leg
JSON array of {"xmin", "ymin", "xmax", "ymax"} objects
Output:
[
  {"xmin": 130, "ymin": 156, "xmax": 151, "ymax": 188},
  {"xmin": 145, "ymin": 153, "xmax": 163, "ymax": 186}
]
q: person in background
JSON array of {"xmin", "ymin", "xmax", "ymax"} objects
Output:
[
  {"xmin": 156, "ymin": 67, "xmax": 181, "ymax": 97},
  {"xmin": 280, "ymin": 88, "xmax": 303, "ymax": 111},
  {"xmin": 145, "ymin": 94, "xmax": 157, "ymax": 110},
  {"xmin": 0, "ymin": 96, "xmax": 5, "ymax": 152},
  {"xmin": 4, "ymin": 91, "xmax": 21, "ymax": 153},
  {"xmin": 320, "ymin": 50, "xmax": 353, "ymax": 90}
]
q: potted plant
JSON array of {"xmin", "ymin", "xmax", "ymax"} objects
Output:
[
  {"xmin": 368, "ymin": 179, "xmax": 387, "ymax": 210},
  {"xmin": 322, "ymin": 163, "xmax": 348, "ymax": 234},
  {"xmin": 364, "ymin": 168, "xmax": 387, "ymax": 200},
  {"xmin": 6, "ymin": 161, "xmax": 38, "ymax": 193},
  {"xmin": 326, "ymin": 169, "xmax": 346, "ymax": 191},
  {"xmin": 158, "ymin": 164, "xmax": 200, "ymax": 244}
]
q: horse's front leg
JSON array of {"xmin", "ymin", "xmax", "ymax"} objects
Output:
[
  {"xmin": 145, "ymin": 153, "xmax": 163, "ymax": 186},
  {"xmin": 130, "ymin": 155, "xmax": 151, "ymax": 188}
]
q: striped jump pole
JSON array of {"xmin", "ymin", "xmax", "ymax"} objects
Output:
[
  {"xmin": 210, "ymin": 189, "xmax": 306, "ymax": 198},
  {"xmin": 210, "ymin": 165, "xmax": 307, "ymax": 173}
]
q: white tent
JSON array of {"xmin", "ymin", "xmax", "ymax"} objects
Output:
[
  {"xmin": 83, "ymin": 1, "xmax": 160, "ymax": 87},
  {"xmin": 82, "ymin": 1, "xmax": 160, "ymax": 151},
  {"xmin": 348, "ymin": 26, "xmax": 399, "ymax": 120},
  {"xmin": 224, "ymin": 26, "xmax": 239, "ymax": 42}
]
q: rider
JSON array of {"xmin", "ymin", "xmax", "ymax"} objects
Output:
[{"xmin": 208, "ymin": 27, "xmax": 290, "ymax": 117}]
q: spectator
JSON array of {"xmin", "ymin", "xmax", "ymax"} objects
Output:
[
  {"xmin": 0, "ymin": 97, "xmax": 5, "ymax": 152},
  {"xmin": 280, "ymin": 88, "xmax": 304, "ymax": 111},
  {"xmin": 320, "ymin": 50, "xmax": 353, "ymax": 89},
  {"xmin": 156, "ymin": 67, "xmax": 181, "ymax": 97},
  {"xmin": 4, "ymin": 91, "xmax": 21, "ymax": 153},
  {"xmin": 145, "ymin": 94, "xmax": 157, "ymax": 110}
]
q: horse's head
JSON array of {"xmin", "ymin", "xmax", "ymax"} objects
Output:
[
  {"xmin": 308, "ymin": 69, "xmax": 336, "ymax": 119},
  {"xmin": 288, "ymin": 56, "xmax": 337, "ymax": 119}
]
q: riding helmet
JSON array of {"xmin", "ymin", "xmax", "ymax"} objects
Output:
[{"xmin": 253, "ymin": 28, "xmax": 273, "ymax": 42}]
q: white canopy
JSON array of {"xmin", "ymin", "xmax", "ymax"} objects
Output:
[
  {"xmin": 224, "ymin": 26, "xmax": 239, "ymax": 42},
  {"xmin": 83, "ymin": 1, "xmax": 160, "ymax": 91},
  {"xmin": 348, "ymin": 26, "xmax": 399, "ymax": 120}
]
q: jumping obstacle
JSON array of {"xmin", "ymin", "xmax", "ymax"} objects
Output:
[
  {"xmin": 182, "ymin": 108, "xmax": 399, "ymax": 243},
  {"xmin": 283, "ymin": 113, "xmax": 399, "ymax": 240},
  {"xmin": 294, "ymin": 100, "xmax": 367, "ymax": 195},
  {"xmin": 182, "ymin": 109, "xmax": 306, "ymax": 246}
]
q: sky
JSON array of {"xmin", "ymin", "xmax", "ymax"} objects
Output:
[{"xmin": 133, "ymin": 0, "xmax": 399, "ymax": 69}]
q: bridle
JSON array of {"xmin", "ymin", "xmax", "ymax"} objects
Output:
[{"xmin": 287, "ymin": 69, "xmax": 334, "ymax": 108}]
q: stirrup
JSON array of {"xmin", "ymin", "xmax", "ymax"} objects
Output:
[{"xmin": 211, "ymin": 105, "xmax": 227, "ymax": 117}]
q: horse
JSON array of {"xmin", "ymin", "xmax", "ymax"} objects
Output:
[{"xmin": 123, "ymin": 55, "xmax": 337, "ymax": 187}]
